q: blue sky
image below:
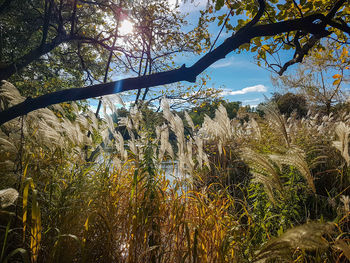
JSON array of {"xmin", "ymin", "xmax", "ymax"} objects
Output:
[{"xmin": 173, "ymin": 0, "xmax": 275, "ymax": 107}]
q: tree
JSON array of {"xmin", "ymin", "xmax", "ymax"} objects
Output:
[
  {"xmin": 271, "ymin": 92, "xmax": 308, "ymax": 118},
  {"xmin": 0, "ymin": 0, "xmax": 113, "ymax": 86},
  {"xmin": 1, "ymin": 0, "xmax": 350, "ymax": 124},
  {"xmin": 272, "ymin": 43, "xmax": 350, "ymax": 114},
  {"xmin": 187, "ymin": 98, "xmax": 241, "ymax": 126},
  {"xmin": 0, "ymin": 0, "xmax": 214, "ymax": 112}
]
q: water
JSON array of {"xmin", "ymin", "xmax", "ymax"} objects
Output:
[{"xmin": 160, "ymin": 160, "xmax": 190, "ymax": 192}]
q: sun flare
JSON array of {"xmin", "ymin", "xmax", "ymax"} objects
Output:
[{"xmin": 119, "ymin": 20, "xmax": 133, "ymax": 35}]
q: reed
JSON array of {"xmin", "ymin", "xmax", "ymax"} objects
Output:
[{"xmin": 2, "ymin": 82, "xmax": 350, "ymax": 262}]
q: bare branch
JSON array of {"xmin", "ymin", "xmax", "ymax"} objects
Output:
[{"xmin": 209, "ymin": 7, "xmax": 233, "ymax": 52}]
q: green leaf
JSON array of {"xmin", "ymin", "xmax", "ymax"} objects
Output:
[
  {"xmin": 240, "ymin": 43, "xmax": 250, "ymax": 51},
  {"xmin": 215, "ymin": 0, "xmax": 224, "ymax": 11}
]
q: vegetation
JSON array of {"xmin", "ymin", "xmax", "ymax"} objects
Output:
[
  {"xmin": 272, "ymin": 43, "xmax": 350, "ymax": 114},
  {"xmin": 268, "ymin": 92, "xmax": 308, "ymax": 118},
  {"xmin": 1, "ymin": 0, "xmax": 350, "ymax": 123},
  {"xmin": 1, "ymin": 0, "xmax": 350, "ymax": 262},
  {"xmin": 2, "ymin": 79, "xmax": 350, "ymax": 262}
]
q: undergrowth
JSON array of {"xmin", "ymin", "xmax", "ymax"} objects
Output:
[{"xmin": 1, "ymin": 81, "xmax": 350, "ymax": 262}]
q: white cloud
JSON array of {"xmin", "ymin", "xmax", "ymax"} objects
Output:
[
  {"xmin": 221, "ymin": 84, "xmax": 268, "ymax": 96},
  {"xmin": 210, "ymin": 60, "xmax": 233, "ymax": 69},
  {"xmin": 243, "ymin": 98, "xmax": 260, "ymax": 103},
  {"xmin": 209, "ymin": 57, "xmax": 259, "ymax": 70}
]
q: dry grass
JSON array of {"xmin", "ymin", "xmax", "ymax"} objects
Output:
[{"xmin": 1, "ymin": 82, "xmax": 350, "ymax": 262}]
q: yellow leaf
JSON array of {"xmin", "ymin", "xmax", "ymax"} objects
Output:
[
  {"xmin": 23, "ymin": 183, "xmax": 29, "ymax": 241},
  {"xmin": 84, "ymin": 217, "xmax": 89, "ymax": 231},
  {"xmin": 335, "ymin": 240, "xmax": 350, "ymax": 261},
  {"xmin": 333, "ymin": 79, "xmax": 341, "ymax": 86},
  {"xmin": 31, "ymin": 190, "xmax": 41, "ymax": 263},
  {"xmin": 333, "ymin": 74, "xmax": 341, "ymax": 79},
  {"xmin": 23, "ymin": 163, "xmax": 29, "ymax": 180}
]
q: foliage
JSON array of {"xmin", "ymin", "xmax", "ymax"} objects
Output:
[
  {"xmin": 4, "ymin": 70, "xmax": 350, "ymax": 261},
  {"xmin": 0, "ymin": 0, "xmax": 213, "ymax": 108},
  {"xmin": 272, "ymin": 42, "xmax": 350, "ymax": 114},
  {"xmin": 1, "ymin": 0, "xmax": 350, "ymax": 123},
  {"xmin": 270, "ymin": 92, "xmax": 308, "ymax": 118},
  {"xmin": 186, "ymin": 98, "xmax": 241, "ymax": 127},
  {"xmin": 206, "ymin": 0, "xmax": 349, "ymax": 71}
]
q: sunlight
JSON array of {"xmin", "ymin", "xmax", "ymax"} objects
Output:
[
  {"xmin": 168, "ymin": 0, "xmax": 178, "ymax": 8},
  {"xmin": 119, "ymin": 20, "xmax": 133, "ymax": 35}
]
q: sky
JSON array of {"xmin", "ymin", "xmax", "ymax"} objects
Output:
[{"xmin": 171, "ymin": 0, "xmax": 275, "ymax": 107}]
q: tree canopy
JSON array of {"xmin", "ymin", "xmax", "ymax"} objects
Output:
[
  {"xmin": 273, "ymin": 42, "xmax": 349, "ymax": 114},
  {"xmin": 0, "ymin": 0, "xmax": 349, "ymax": 124},
  {"xmin": 270, "ymin": 92, "xmax": 308, "ymax": 117}
]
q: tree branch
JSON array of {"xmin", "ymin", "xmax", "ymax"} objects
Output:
[
  {"xmin": 70, "ymin": 0, "xmax": 78, "ymax": 36},
  {"xmin": 246, "ymin": 0, "xmax": 266, "ymax": 28},
  {"xmin": 277, "ymin": 0, "xmax": 348, "ymax": 75},
  {"xmin": 292, "ymin": 0, "xmax": 303, "ymax": 18},
  {"xmin": 327, "ymin": 20, "xmax": 350, "ymax": 35},
  {"xmin": 325, "ymin": 0, "xmax": 347, "ymax": 20},
  {"xmin": 277, "ymin": 33, "xmax": 328, "ymax": 75},
  {"xmin": 41, "ymin": 0, "xmax": 53, "ymax": 48},
  {"xmin": 0, "ymin": 34, "xmax": 68, "ymax": 80},
  {"xmin": 0, "ymin": 11, "xmax": 344, "ymax": 125}
]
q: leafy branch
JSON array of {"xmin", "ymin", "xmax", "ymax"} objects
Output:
[{"xmin": 0, "ymin": 0, "xmax": 348, "ymax": 125}]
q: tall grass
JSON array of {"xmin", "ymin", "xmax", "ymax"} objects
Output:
[{"xmin": 2, "ymin": 81, "xmax": 350, "ymax": 262}]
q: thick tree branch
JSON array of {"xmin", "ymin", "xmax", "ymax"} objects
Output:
[
  {"xmin": 0, "ymin": 11, "xmax": 344, "ymax": 125},
  {"xmin": 328, "ymin": 20, "xmax": 350, "ymax": 35},
  {"xmin": 0, "ymin": 34, "xmax": 68, "ymax": 80}
]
